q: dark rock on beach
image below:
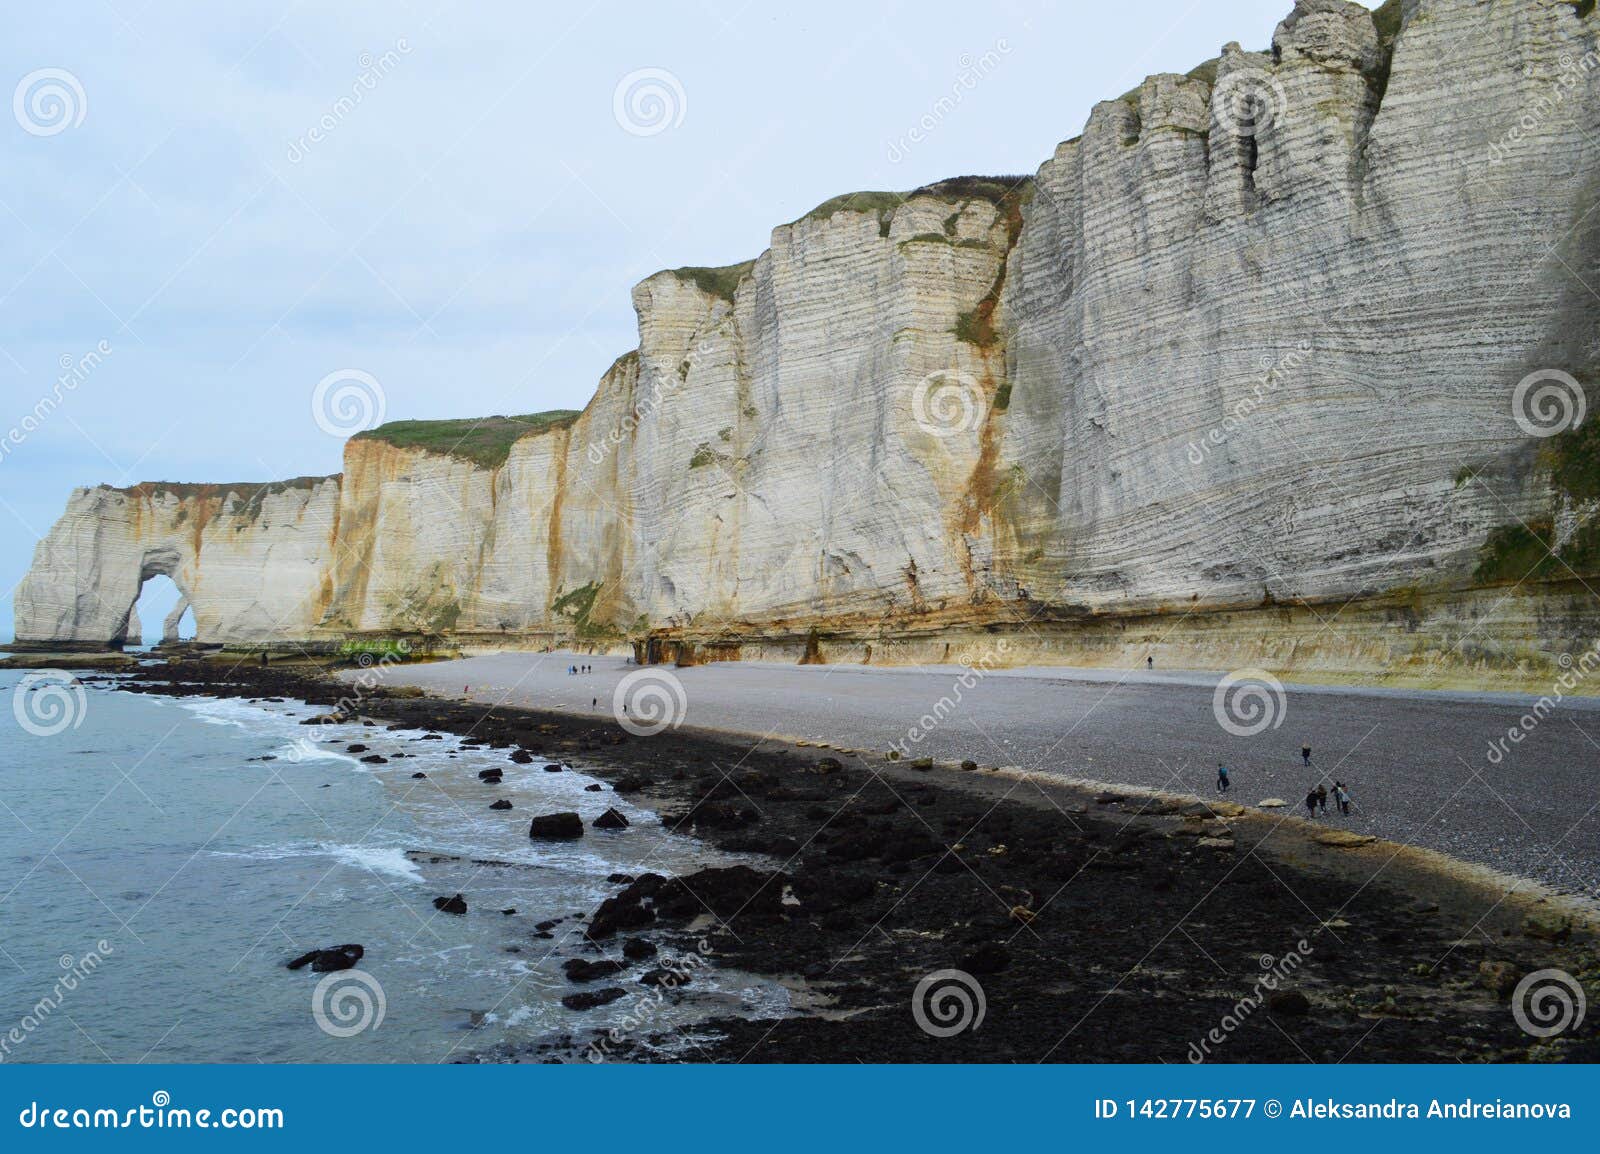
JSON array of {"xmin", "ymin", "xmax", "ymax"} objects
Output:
[
  {"xmin": 528, "ymin": 812, "xmax": 584, "ymax": 839},
  {"xmin": 623, "ymin": 938, "xmax": 657, "ymax": 961},
  {"xmin": 489, "ymin": 799, "xmax": 513, "ymax": 810},
  {"xmin": 640, "ymin": 966, "xmax": 692, "ymax": 988},
  {"xmin": 433, "ymin": 894, "xmax": 468, "ymax": 915},
  {"xmin": 563, "ymin": 958, "xmax": 627, "ymax": 983},
  {"xmin": 592, "ymin": 807, "xmax": 629, "ymax": 830},
  {"xmin": 116, "ymin": 655, "xmax": 1600, "ymax": 1066},
  {"xmin": 561, "ymin": 987, "xmax": 627, "ymax": 1011},
  {"xmin": 1267, "ymin": 990, "xmax": 1311, "ymax": 1016},
  {"xmin": 961, "ymin": 942, "xmax": 1011, "ymax": 975},
  {"xmin": 286, "ymin": 944, "xmax": 364, "ymax": 972}
]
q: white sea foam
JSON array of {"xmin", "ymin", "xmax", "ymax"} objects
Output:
[
  {"xmin": 323, "ymin": 843, "xmax": 425, "ymax": 882},
  {"xmin": 209, "ymin": 841, "xmax": 424, "ymax": 883}
]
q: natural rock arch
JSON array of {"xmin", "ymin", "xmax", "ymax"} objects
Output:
[{"xmin": 115, "ymin": 550, "xmax": 196, "ymax": 647}]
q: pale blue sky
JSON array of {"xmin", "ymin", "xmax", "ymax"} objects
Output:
[{"xmin": 0, "ymin": 0, "xmax": 1362, "ymax": 641}]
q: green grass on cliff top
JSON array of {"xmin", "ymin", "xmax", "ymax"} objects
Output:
[
  {"xmin": 666, "ymin": 259, "xmax": 757, "ymax": 303},
  {"xmin": 353, "ymin": 411, "xmax": 583, "ymax": 468},
  {"xmin": 792, "ymin": 176, "xmax": 1034, "ymax": 227}
]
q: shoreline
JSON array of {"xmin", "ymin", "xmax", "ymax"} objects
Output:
[{"xmin": 41, "ymin": 657, "xmax": 1600, "ymax": 1061}]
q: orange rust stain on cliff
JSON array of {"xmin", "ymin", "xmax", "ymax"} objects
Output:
[
  {"xmin": 951, "ymin": 193, "xmax": 1024, "ymax": 594},
  {"xmin": 545, "ymin": 428, "xmax": 569, "ymax": 609}
]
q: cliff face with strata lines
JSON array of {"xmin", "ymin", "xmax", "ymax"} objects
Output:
[{"xmin": 16, "ymin": 0, "xmax": 1600, "ymax": 674}]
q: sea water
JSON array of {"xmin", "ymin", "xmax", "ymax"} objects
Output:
[{"xmin": 0, "ymin": 670, "xmax": 788, "ymax": 1063}]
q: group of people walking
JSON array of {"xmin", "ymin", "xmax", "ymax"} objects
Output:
[
  {"xmin": 568, "ymin": 663, "xmax": 592, "ymax": 674},
  {"xmin": 1214, "ymin": 742, "xmax": 1356, "ymax": 820},
  {"xmin": 1303, "ymin": 781, "xmax": 1352, "ymax": 817}
]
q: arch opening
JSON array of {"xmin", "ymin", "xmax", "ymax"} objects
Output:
[{"xmin": 123, "ymin": 573, "xmax": 196, "ymax": 648}]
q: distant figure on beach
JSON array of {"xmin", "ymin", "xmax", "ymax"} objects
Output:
[
  {"xmin": 1304, "ymin": 789, "xmax": 1319, "ymax": 818},
  {"xmin": 1216, "ymin": 763, "xmax": 1230, "ymax": 793},
  {"xmin": 1147, "ymin": 655, "xmax": 1153, "ymax": 670},
  {"xmin": 1314, "ymin": 784, "xmax": 1328, "ymax": 813},
  {"xmin": 1333, "ymin": 781, "xmax": 1351, "ymax": 815},
  {"xmin": 1301, "ymin": 743, "xmax": 1312, "ymax": 766}
]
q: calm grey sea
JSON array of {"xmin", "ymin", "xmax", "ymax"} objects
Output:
[{"xmin": 0, "ymin": 669, "xmax": 786, "ymax": 1063}]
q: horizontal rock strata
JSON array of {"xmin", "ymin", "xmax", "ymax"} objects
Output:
[{"xmin": 15, "ymin": 0, "xmax": 1600, "ymax": 681}]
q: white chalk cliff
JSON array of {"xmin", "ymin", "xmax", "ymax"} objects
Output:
[{"xmin": 16, "ymin": 0, "xmax": 1600, "ymax": 676}]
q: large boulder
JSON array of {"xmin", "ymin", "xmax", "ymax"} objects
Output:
[
  {"xmin": 528, "ymin": 812, "xmax": 584, "ymax": 839},
  {"xmin": 586, "ymin": 874, "xmax": 666, "ymax": 938},
  {"xmin": 654, "ymin": 865, "xmax": 784, "ymax": 922},
  {"xmin": 561, "ymin": 987, "xmax": 627, "ymax": 1011},
  {"xmin": 563, "ymin": 958, "xmax": 628, "ymax": 983},
  {"xmin": 592, "ymin": 807, "xmax": 629, "ymax": 830},
  {"xmin": 286, "ymin": 944, "xmax": 364, "ymax": 972}
]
